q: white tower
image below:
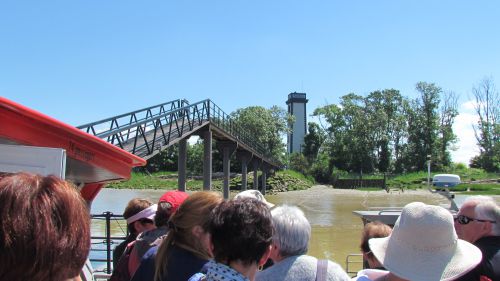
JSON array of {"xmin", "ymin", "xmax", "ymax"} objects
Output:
[{"xmin": 286, "ymin": 92, "xmax": 308, "ymax": 154}]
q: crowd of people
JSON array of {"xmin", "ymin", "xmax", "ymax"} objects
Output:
[{"xmin": 0, "ymin": 171, "xmax": 499, "ymax": 281}]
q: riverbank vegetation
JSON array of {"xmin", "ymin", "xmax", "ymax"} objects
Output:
[
  {"xmin": 291, "ymin": 79, "xmax": 499, "ymax": 180},
  {"xmin": 107, "ymin": 169, "xmax": 314, "ymax": 192},
  {"xmin": 286, "ymin": 79, "xmax": 499, "ymax": 193},
  {"xmin": 109, "ymin": 79, "xmax": 499, "ymax": 194},
  {"xmin": 385, "ymin": 168, "xmax": 500, "ymax": 194}
]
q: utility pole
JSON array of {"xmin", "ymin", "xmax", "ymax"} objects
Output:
[{"xmin": 427, "ymin": 155, "xmax": 431, "ymax": 189}]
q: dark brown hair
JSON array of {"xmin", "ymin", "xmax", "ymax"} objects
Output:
[
  {"xmin": 210, "ymin": 198, "xmax": 273, "ymax": 266},
  {"xmin": 0, "ymin": 173, "xmax": 91, "ymax": 281},
  {"xmin": 123, "ymin": 198, "xmax": 154, "ymax": 234}
]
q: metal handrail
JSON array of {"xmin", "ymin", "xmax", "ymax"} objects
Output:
[
  {"xmin": 78, "ymin": 99, "xmax": 189, "ymax": 135},
  {"xmin": 345, "ymin": 253, "xmax": 363, "ymax": 276},
  {"xmin": 78, "ymin": 99, "xmax": 189, "ymax": 128},
  {"xmin": 90, "ymin": 212, "xmax": 128, "ymax": 275},
  {"xmin": 86, "ymin": 100, "xmax": 202, "ymax": 140},
  {"xmin": 77, "ymin": 98, "xmax": 281, "ymax": 166},
  {"xmin": 377, "ymin": 210, "xmax": 403, "ymax": 215},
  {"xmin": 207, "ymin": 100, "xmax": 273, "ymax": 160}
]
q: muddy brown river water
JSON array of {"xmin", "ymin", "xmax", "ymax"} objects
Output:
[{"xmin": 90, "ymin": 186, "xmax": 500, "ymax": 273}]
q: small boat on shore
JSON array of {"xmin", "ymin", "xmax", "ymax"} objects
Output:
[
  {"xmin": 433, "ymin": 174, "xmax": 461, "ymax": 188},
  {"xmin": 353, "ymin": 174, "xmax": 461, "ymax": 226}
]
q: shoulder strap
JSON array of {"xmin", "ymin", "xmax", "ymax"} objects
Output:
[{"xmin": 316, "ymin": 259, "xmax": 328, "ymax": 281}]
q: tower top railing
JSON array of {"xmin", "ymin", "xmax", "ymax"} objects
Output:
[{"xmin": 287, "ymin": 92, "xmax": 307, "ymax": 99}]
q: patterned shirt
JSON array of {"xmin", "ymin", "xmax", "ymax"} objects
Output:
[{"xmin": 189, "ymin": 260, "xmax": 250, "ymax": 281}]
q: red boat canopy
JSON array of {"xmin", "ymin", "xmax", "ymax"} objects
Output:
[{"xmin": 0, "ymin": 97, "xmax": 146, "ymax": 201}]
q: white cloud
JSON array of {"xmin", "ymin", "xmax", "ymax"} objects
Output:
[
  {"xmin": 462, "ymin": 100, "xmax": 478, "ymax": 111},
  {"xmin": 450, "ymin": 100, "xmax": 480, "ymax": 165}
]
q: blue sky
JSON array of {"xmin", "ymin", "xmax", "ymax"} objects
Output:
[{"xmin": 1, "ymin": 1, "xmax": 499, "ymax": 165}]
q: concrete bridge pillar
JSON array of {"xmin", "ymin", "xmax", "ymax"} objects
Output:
[
  {"xmin": 236, "ymin": 151, "xmax": 253, "ymax": 191},
  {"xmin": 201, "ymin": 128, "xmax": 212, "ymax": 191},
  {"xmin": 251, "ymin": 158, "xmax": 262, "ymax": 190},
  {"xmin": 178, "ymin": 138, "xmax": 187, "ymax": 191},
  {"xmin": 261, "ymin": 163, "xmax": 270, "ymax": 195},
  {"xmin": 216, "ymin": 141, "xmax": 237, "ymax": 200}
]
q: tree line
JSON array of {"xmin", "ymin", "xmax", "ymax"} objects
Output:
[
  {"xmin": 293, "ymin": 79, "xmax": 499, "ymax": 182},
  {"xmin": 145, "ymin": 78, "xmax": 499, "ymax": 180}
]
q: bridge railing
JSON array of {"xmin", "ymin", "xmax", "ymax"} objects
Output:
[
  {"xmin": 206, "ymin": 100, "xmax": 279, "ymax": 164},
  {"xmin": 77, "ymin": 98, "xmax": 280, "ymax": 166},
  {"xmin": 77, "ymin": 99, "xmax": 202, "ymax": 158},
  {"xmin": 78, "ymin": 99, "xmax": 189, "ymax": 140}
]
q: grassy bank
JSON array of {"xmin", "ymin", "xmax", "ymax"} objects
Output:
[
  {"xmin": 386, "ymin": 169, "xmax": 500, "ymax": 195},
  {"xmin": 106, "ymin": 170, "xmax": 314, "ymax": 192},
  {"xmin": 106, "ymin": 168, "xmax": 499, "ymax": 195}
]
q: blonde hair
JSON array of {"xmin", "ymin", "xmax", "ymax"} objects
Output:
[{"xmin": 154, "ymin": 191, "xmax": 222, "ymax": 281}]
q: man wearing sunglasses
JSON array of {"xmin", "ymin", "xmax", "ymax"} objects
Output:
[{"xmin": 454, "ymin": 196, "xmax": 500, "ymax": 281}]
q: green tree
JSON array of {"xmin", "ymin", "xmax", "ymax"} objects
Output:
[
  {"xmin": 313, "ymin": 83, "xmax": 458, "ymax": 174},
  {"xmin": 288, "ymin": 152, "xmax": 309, "ymax": 174},
  {"xmin": 365, "ymin": 89, "xmax": 407, "ymax": 172},
  {"xmin": 230, "ymin": 105, "xmax": 292, "ymax": 162},
  {"xmin": 314, "ymin": 94, "xmax": 375, "ymax": 173},
  {"xmin": 437, "ymin": 91, "xmax": 459, "ymax": 168},
  {"xmin": 145, "ymin": 145, "xmax": 178, "ymax": 172},
  {"xmin": 187, "ymin": 140, "xmax": 204, "ymax": 175},
  {"xmin": 310, "ymin": 150, "xmax": 332, "ymax": 183},
  {"xmin": 313, "ymin": 103, "xmax": 348, "ymax": 173},
  {"xmin": 404, "ymin": 82, "xmax": 441, "ymax": 171},
  {"xmin": 302, "ymin": 122, "xmax": 325, "ymax": 165},
  {"xmin": 341, "ymin": 93, "xmax": 374, "ymax": 173},
  {"xmin": 472, "ymin": 77, "xmax": 500, "ymax": 171}
]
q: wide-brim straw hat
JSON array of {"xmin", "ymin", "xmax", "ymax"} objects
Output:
[{"xmin": 369, "ymin": 202, "xmax": 482, "ymax": 281}]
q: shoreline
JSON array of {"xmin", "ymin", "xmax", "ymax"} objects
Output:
[
  {"xmin": 106, "ymin": 184, "xmax": 495, "ymax": 195},
  {"xmin": 102, "ymin": 185, "xmax": 500, "ymax": 203}
]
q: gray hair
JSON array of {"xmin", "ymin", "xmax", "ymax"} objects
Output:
[
  {"xmin": 271, "ymin": 205, "xmax": 311, "ymax": 257},
  {"xmin": 464, "ymin": 195, "xmax": 500, "ymax": 235}
]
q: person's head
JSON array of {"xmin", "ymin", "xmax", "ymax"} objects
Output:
[
  {"xmin": 269, "ymin": 204, "xmax": 310, "ymax": 261},
  {"xmin": 123, "ymin": 198, "xmax": 156, "ymax": 235},
  {"xmin": 455, "ymin": 195, "xmax": 500, "ymax": 243},
  {"xmin": 234, "ymin": 189, "xmax": 275, "ymax": 208},
  {"xmin": 155, "ymin": 190, "xmax": 189, "ymax": 227},
  {"xmin": 209, "ymin": 198, "xmax": 273, "ymax": 272},
  {"xmin": 154, "ymin": 191, "xmax": 222, "ymax": 281},
  {"xmin": 0, "ymin": 172, "xmax": 90, "ymax": 281},
  {"xmin": 360, "ymin": 221, "xmax": 392, "ymax": 269},
  {"xmin": 369, "ymin": 202, "xmax": 482, "ymax": 281}
]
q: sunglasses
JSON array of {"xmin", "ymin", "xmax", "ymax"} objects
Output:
[{"xmin": 454, "ymin": 215, "xmax": 496, "ymax": 225}]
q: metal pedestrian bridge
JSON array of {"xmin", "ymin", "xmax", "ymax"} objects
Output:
[{"xmin": 77, "ymin": 99, "xmax": 281, "ymax": 198}]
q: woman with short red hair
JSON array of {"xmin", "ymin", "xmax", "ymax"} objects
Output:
[{"xmin": 0, "ymin": 173, "xmax": 91, "ymax": 281}]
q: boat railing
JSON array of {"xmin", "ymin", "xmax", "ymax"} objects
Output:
[
  {"xmin": 90, "ymin": 212, "xmax": 128, "ymax": 279},
  {"xmin": 365, "ymin": 206, "xmax": 402, "ymax": 210},
  {"xmin": 377, "ymin": 210, "xmax": 404, "ymax": 215},
  {"xmin": 345, "ymin": 253, "xmax": 363, "ymax": 276}
]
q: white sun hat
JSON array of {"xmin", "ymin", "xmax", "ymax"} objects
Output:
[
  {"xmin": 233, "ymin": 189, "xmax": 275, "ymax": 208},
  {"xmin": 369, "ymin": 202, "xmax": 482, "ymax": 281}
]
